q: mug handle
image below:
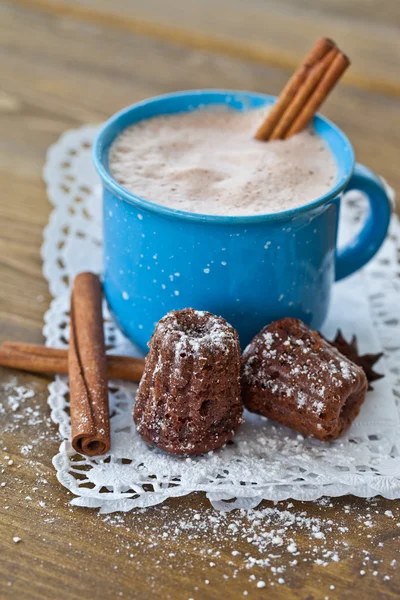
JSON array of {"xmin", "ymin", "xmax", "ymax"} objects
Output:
[{"xmin": 335, "ymin": 163, "xmax": 392, "ymax": 281}]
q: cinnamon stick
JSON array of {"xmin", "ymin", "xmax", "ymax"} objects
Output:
[
  {"xmin": 0, "ymin": 342, "xmax": 144, "ymax": 382},
  {"xmin": 254, "ymin": 37, "xmax": 336, "ymax": 141},
  {"xmin": 69, "ymin": 273, "xmax": 110, "ymax": 456},
  {"xmin": 269, "ymin": 47, "xmax": 338, "ymax": 140},
  {"xmin": 0, "ymin": 343, "xmax": 68, "ymax": 375},
  {"xmin": 284, "ymin": 51, "xmax": 350, "ymax": 138}
]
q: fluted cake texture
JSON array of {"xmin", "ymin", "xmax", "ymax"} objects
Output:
[
  {"xmin": 241, "ymin": 318, "xmax": 368, "ymax": 441},
  {"xmin": 133, "ymin": 308, "xmax": 243, "ymax": 455}
]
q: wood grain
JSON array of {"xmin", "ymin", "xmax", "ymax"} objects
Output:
[
  {"xmin": 1, "ymin": 3, "xmax": 399, "ymax": 196},
  {"xmin": 10, "ymin": 0, "xmax": 400, "ymax": 96},
  {"xmin": 1, "ymin": 372, "xmax": 400, "ymax": 600},
  {"xmin": 0, "ymin": 2, "xmax": 399, "ymax": 599}
]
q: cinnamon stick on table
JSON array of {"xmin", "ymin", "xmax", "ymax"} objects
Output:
[
  {"xmin": 69, "ymin": 272, "xmax": 110, "ymax": 456},
  {"xmin": 0, "ymin": 341, "xmax": 144, "ymax": 382}
]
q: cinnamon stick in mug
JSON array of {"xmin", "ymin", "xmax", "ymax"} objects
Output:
[
  {"xmin": 68, "ymin": 272, "xmax": 110, "ymax": 456},
  {"xmin": 254, "ymin": 37, "xmax": 336, "ymax": 141},
  {"xmin": 269, "ymin": 47, "xmax": 338, "ymax": 140},
  {"xmin": 284, "ymin": 51, "xmax": 350, "ymax": 138}
]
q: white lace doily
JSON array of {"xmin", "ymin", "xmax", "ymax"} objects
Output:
[{"xmin": 42, "ymin": 126, "xmax": 400, "ymax": 513}]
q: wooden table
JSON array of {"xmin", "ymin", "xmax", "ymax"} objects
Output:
[{"xmin": 1, "ymin": 2, "xmax": 399, "ymax": 598}]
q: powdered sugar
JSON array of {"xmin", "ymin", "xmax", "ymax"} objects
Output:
[
  {"xmin": 297, "ymin": 392, "xmax": 307, "ymax": 408},
  {"xmin": 7, "ymin": 490, "xmax": 394, "ymax": 597},
  {"xmin": 95, "ymin": 498, "xmax": 399, "ymax": 594},
  {"xmin": 0, "ymin": 378, "xmax": 56, "ymax": 451},
  {"xmin": 242, "ymin": 321, "xmax": 363, "ymax": 420},
  {"xmin": 339, "ymin": 360, "xmax": 353, "ymax": 381},
  {"xmin": 5, "ymin": 384, "xmax": 35, "ymax": 412},
  {"xmin": 157, "ymin": 309, "xmax": 238, "ymax": 359},
  {"xmin": 134, "ymin": 308, "xmax": 242, "ymax": 454},
  {"xmin": 313, "ymin": 400, "xmax": 325, "ymax": 415},
  {"xmin": 262, "ymin": 332, "xmax": 274, "ymax": 348}
]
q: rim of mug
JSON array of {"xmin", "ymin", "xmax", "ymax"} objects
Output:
[{"xmin": 93, "ymin": 89, "xmax": 355, "ymax": 224}]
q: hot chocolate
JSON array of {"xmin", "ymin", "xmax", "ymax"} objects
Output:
[{"xmin": 109, "ymin": 107, "xmax": 337, "ymax": 216}]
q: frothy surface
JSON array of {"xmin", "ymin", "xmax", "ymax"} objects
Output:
[{"xmin": 109, "ymin": 107, "xmax": 337, "ymax": 216}]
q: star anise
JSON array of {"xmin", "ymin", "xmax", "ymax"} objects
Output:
[{"xmin": 328, "ymin": 330, "xmax": 384, "ymax": 391}]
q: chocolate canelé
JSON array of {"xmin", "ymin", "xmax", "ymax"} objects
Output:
[
  {"xmin": 241, "ymin": 318, "xmax": 368, "ymax": 441},
  {"xmin": 133, "ymin": 308, "xmax": 243, "ymax": 455}
]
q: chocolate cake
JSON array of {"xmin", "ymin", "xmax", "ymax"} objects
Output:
[
  {"xmin": 241, "ymin": 318, "xmax": 368, "ymax": 441},
  {"xmin": 133, "ymin": 308, "xmax": 243, "ymax": 455}
]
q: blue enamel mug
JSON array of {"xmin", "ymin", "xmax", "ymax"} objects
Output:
[{"xmin": 93, "ymin": 90, "xmax": 391, "ymax": 352}]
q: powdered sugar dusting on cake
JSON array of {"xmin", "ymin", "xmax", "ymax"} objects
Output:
[
  {"xmin": 156, "ymin": 309, "xmax": 238, "ymax": 363},
  {"xmin": 297, "ymin": 391, "xmax": 307, "ymax": 408},
  {"xmin": 313, "ymin": 400, "xmax": 325, "ymax": 415},
  {"xmin": 339, "ymin": 360, "xmax": 353, "ymax": 381},
  {"xmin": 242, "ymin": 318, "xmax": 367, "ymax": 431},
  {"xmin": 134, "ymin": 308, "xmax": 242, "ymax": 454},
  {"xmin": 263, "ymin": 332, "xmax": 274, "ymax": 348}
]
